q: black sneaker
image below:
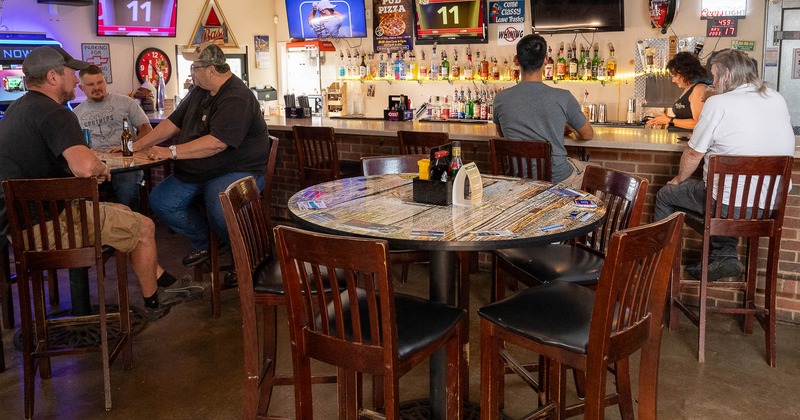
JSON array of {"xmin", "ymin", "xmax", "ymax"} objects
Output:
[
  {"xmin": 143, "ymin": 304, "xmax": 171, "ymax": 321},
  {"xmin": 183, "ymin": 249, "xmax": 210, "ymax": 267},
  {"xmin": 685, "ymin": 257, "xmax": 744, "ymax": 282},
  {"xmin": 224, "ymin": 270, "xmax": 238, "ymax": 288}
]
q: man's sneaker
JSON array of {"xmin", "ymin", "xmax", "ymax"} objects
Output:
[
  {"xmin": 159, "ymin": 275, "xmax": 205, "ymax": 303},
  {"xmin": 224, "ymin": 270, "xmax": 238, "ymax": 288},
  {"xmin": 183, "ymin": 249, "xmax": 210, "ymax": 267},
  {"xmin": 685, "ymin": 257, "xmax": 744, "ymax": 282},
  {"xmin": 143, "ymin": 304, "xmax": 171, "ymax": 321}
]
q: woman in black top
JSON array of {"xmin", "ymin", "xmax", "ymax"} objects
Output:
[{"xmin": 646, "ymin": 52, "xmax": 709, "ymax": 130}]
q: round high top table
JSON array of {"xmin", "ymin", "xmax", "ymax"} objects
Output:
[{"xmin": 288, "ymin": 174, "xmax": 606, "ymax": 419}]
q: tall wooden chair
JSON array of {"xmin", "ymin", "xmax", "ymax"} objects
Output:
[
  {"xmin": 493, "ymin": 165, "xmax": 649, "ymax": 301},
  {"xmin": 397, "ymin": 130, "xmax": 449, "ymax": 155},
  {"xmin": 3, "ymin": 177, "xmax": 133, "ymax": 419},
  {"xmin": 670, "ymin": 155, "xmax": 794, "ymax": 367},
  {"xmin": 293, "ymin": 126, "xmax": 361, "ymax": 188},
  {"xmin": 275, "ymin": 225, "xmax": 467, "ymax": 419},
  {"xmin": 220, "ymin": 176, "xmax": 339, "ymax": 418},
  {"xmin": 479, "ymin": 212, "xmax": 684, "ymax": 419},
  {"xmin": 196, "ymin": 136, "xmax": 279, "ymax": 318},
  {"xmin": 488, "ymin": 137, "xmax": 553, "ymax": 181},
  {"xmin": 2, "ymin": 242, "xmax": 61, "ymax": 330}
]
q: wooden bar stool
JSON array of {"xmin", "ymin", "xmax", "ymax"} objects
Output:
[
  {"xmin": 669, "ymin": 155, "xmax": 794, "ymax": 366},
  {"xmin": 293, "ymin": 126, "xmax": 361, "ymax": 188}
]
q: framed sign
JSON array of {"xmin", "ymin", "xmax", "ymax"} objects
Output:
[
  {"xmin": 188, "ymin": 0, "xmax": 239, "ymax": 48},
  {"xmin": 81, "ymin": 43, "xmax": 112, "ymax": 83}
]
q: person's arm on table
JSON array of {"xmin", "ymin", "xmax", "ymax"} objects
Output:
[
  {"xmin": 667, "ymin": 146, "xmax": 704, "ymax": 185},
  {"xmin": 133, "ymin": 119, "xmax": 180, "ymax": 152},
  {"xmin": 567, "ymin": 120, "xmax": 594, "ymax": 141},
  {"xmin": 62, "ymin": 145, "xmax": 111, "ymax": 183},
  {"xmin": 148, "ymin": 134, "xmax": 227, "ymax": 161}
]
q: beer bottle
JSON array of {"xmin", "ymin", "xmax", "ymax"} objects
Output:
[{"xmin": 121, "ymin": 118, "xmax": 133, "ymax": 157}]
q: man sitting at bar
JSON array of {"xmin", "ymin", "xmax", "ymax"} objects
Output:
[
  {"xmin": 74, "ymin": 65, "xmax": 153, "ymax": 212},
  {"xmin": 0, "ymin": 46, "xmax": 202, "ymax": 320},
  {"xmin": 492, "ymin": 34, "xmax": 594, "ymax": 188},
  {"xmin": 654, "ymin": 49, "xmax": 795, "ymax": 281},
  {"xmin": 134, "ymin": 42, "xmax": 270, "ymax": 287}
]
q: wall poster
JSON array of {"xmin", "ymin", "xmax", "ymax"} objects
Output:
[
  {"xmin": 81, "ymin": 43, "xmax": 112, "ymax": 83},
  {"xmin": 373, "ymin": 0, "xmax": 413, "ymax": 53}
]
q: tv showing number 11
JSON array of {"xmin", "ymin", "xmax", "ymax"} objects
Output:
[{"xmin": 418, "ymin": 0, "xmax": 480, "ymax": 34}]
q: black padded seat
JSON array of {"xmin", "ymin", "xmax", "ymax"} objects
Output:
[
  {"xmin": 253, "ymin": 258, "xmax": 345, "ymax": 295},
  {"xmin": 478, "ymin": 280, "xmax": 594, "ymax": 353},
  {"xmin": 319, "ymin": 289, "xmax": 466, "ymax": 359},
  {"xmin": 496, "ymin": 244, "xmax": 604, "ymax": 286}
]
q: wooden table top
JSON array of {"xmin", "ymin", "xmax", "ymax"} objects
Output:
[
  {"xmin": 94, "ymin": 150, "xmax": 169, "ymax": 174},
  {"xmin": 288, "ymin": 174, "xmax": 607, "ymax": 252}
]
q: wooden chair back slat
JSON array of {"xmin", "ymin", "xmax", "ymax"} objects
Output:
[
  {"xmin": 361, "ymin": 154, "xmax": 427, "ymax": 176},
  {"xmin": 397, "ymin": 131, "xmax": 449, "ymax": 156},
  {"xmin": 488, "ymin": 138, "xmax": 553, "ymax": 182},
  {"xmin": 293, "ymin": 126, "xmax": 341, "ymax": 187}
]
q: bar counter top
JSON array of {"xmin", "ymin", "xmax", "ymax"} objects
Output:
[{"xmin": 147, "ymin": 111, "xmax": 800, "ymax": 156}]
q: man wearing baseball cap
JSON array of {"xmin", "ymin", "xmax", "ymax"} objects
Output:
[
  {"xmin": 133, "ymin": 41, "xmax": 270, "ymax": 287},
  {"xmin": 0, "ymin": 46, "xmax": 200, "ymax": 320},
  {"xmin": 307, "ymin": 0, "xmax": 345, "ymax": 38}
]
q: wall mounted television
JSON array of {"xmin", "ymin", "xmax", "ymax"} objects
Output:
[
  {"xmin": 97, "ymin": 0, "xmax": 178, "ymax": 37},
  {"xmin": 530, "ymin": 0, "xmax": 624, "ymax": 33},
  {"xmin": 414, "ymin": 0, "xmax": 488, "ymax": 45},
  {"xmin": 285, "ymin": 0, "xmax": 368, "ymax": 39}
]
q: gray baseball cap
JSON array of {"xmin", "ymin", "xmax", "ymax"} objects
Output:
[
  {"xmin": 23, "ymin": 46, "xmax": 90, "ymax": 78},
  {"xmin": 183, "ymin": 42, "xmax": 227, "ymax": 66}
]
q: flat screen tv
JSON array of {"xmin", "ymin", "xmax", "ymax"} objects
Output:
[
  {"xmin": 530, "ymin": 0, "xmax": 624, "ymax": 33},
  {"xmin": 97, "ymin": 0, "xmax": 178, "ymax": 37},
  {"xmin": 285, "ymin": 0, "xmax": 368, "ymax": 39},
  {"xmin": 414, "ymin": 0, "xmax": 488, "ymax": 45}
]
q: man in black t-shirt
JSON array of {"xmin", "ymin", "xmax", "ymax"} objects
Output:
[
  {"xmin": 0, "ymin": 46, "xmax": 202, "ymax": 320},
  {"xmin": 135, "ymin": 42, "xmax": 270, "ymax": 286}
]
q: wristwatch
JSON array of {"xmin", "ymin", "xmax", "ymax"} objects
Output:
[{"xmin": 169, "ymin": 145, "xmax": 178, "ymax": 160}]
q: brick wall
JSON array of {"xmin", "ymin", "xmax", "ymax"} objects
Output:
[{"xmin": 269, "ymin": 131, "xmax": 800, "ymax": 324}]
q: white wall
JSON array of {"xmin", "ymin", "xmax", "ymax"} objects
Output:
[
  {"xmin": 6, "ymin": 0, "xmax": 766, "ymax": 119},
  {"xmin": 3, "ymin": 0, "xmax": 279, "ymax": 98}
]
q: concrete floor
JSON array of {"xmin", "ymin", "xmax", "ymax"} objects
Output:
[{"xmin": 1, "ymin": 222, "xmax": 800, "ymax": 419}]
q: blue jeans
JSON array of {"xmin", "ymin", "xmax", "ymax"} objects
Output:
[
  {"xmin": 149, "ymin": 172, "xmax": 264, "ymax": 250},
  {"xmin": 654, "ymin": 178, "xmax": 739, "ymax": 260},
  {"xmin": 110, "ymin": 170, "xmax": 144, "ymax": 212}
]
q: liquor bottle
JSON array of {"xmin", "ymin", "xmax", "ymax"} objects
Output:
[
  {"xmin": 544, "ymin": 46, "xmax": 554, "ymax": 81},
  {"xmin": 464, "ymin": 48, "xmax": 474, "ymax": 80},
  {"xmin": 378, "ymin": 52, "xmax": 386, "ymax": 79},
  {"xmin": 457, "ymin": 87, "xmax": 466, "ymax": 119},
  {"xmin": 582, "ymin": 89, "xmax": 590, "ymax": 121},
  {"xmin": 346, "ymin": 50, "xmax": 353, "ymax": 78},
  {"xmin": 440, "ymin": 50, "xmax": 450, "ymax": 80},
  {"xmin": 369, "ymin": 52, "xmax": 378, "ymax": 79},
  {"xmin": 502, "ymin": 58, "xmax": 510, "ymax": 80},
  {"xmin": 452, "ymin": 88, "xmax": 460, "ymax": 118},
  {"xmin": 410, "ymin": 51, "xmax": 419, "ymax": 80},
  {"xmin": 606, "ymin": 43, "xmax": 616, "ymax": 79},
  {"xmin": 491, "ymin": 57, "xmax": 500, "ymax": 81},
  {"xmin": 449, "ymin": 141, "xmax": 463, "ymax": 177},
  {"xmin": 441, "ymin": 96, "xmax": 450, "ymax": 119},
  {"xmin": 359, "ymin": 50, "xmax": 368, "ymax": 79},
  {"xmin": 156, "ymin": 71, "xmax": 165, "ymax": 111},
  {"xmin": 121, "ymin": 118, "xmax": 133, "ymax": 157},
  {"xmin": 394, "ymin": 52, "xmax": 402, "ymax": 80},
  {"xmin": 451, "ymin": 50, "xmax": 460, "ymax": 80},
  {"xmin": 511, "ymin": 56, "xmax": 520, "ymax": 81},
  {"xmin": 591, "ymin": 44, "xmax": 600, "ymax": 80},
  {"xmin": 419, "ymin": 50, "xmax": 429, "ymax": 80},
  {"xmin": 466, "ymin": 88, "xmax": 474, "ymax": 119},
  {"xmin": 568, "ymin": 45, "xmax": 579, "ymax": 80},
  {"xmin": 556, "ymin": 43, "xmax": 567, "ymax": 80},
  {"xmin": 403, "ymin": 51, "xmax": 412, "ymax": 80},
  {"xmin": 580, "ymin": 44, "xmax": 591, "ymax": 80},
  {"xmin": 338, "ymin": 51, "xmax": 346, "ymax": 78},
  {"xmin": 430, "ymin": 43, "xmax": 440, "ymax": 81},
  {"xmin": 431, "ymin": 96, "xmax": 441, "ymax": 119},
  {"xmin": 479, "ymin": 52, "xmax": 490, "ymax": 81}
]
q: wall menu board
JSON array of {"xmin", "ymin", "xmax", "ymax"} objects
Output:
[
  {"xmin": 414, "ymin": 0, "xmax": 488, "ymax": 45},
  {"xmin": 373, "ymin": 0, "xmax": 414, "ymax": 52}
]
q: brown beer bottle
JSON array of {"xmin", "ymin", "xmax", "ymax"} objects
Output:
[{"xmin": 121, "ymin": 118, "xmax": 133, "ymax": 157}]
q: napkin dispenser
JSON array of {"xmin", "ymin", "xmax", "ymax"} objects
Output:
[
  {"xmin": 384, "ymin": 94, "xmax": 413, "ymax": 121},
  {"xmin": 412, "ymin": 178, "xmax": 452, "ymax": 206}
]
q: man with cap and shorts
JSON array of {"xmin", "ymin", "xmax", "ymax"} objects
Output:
[
  {"xmin": 0, "ymin": 46, "xmax": 202, "ymax": 320},
  {"xmin": 307, "ymin": 0, "xmax": 345, "ymax": 38},
  {"xmin": 134, "ymin": 42, "xmax": 270, "ymax": 287}
]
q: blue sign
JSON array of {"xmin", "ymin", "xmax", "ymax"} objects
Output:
[{"xmin": 489, "ymin": 1, "xmax": 525, "ymax": 24}]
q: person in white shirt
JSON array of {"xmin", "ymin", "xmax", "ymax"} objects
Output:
[
  {"xmin": 654, "ymin": 49, "xmax": 795, "ymax": 281},
  {"xmin": 74, "ymin": 65, "xmax": 153, "ymax": 211}
]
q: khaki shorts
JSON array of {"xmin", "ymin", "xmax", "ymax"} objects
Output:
[
  {"xmin": 19, "ymin": 201, "xmax": 142, "ymax": 254},
  {"xmin": 561, "ymin": 157, "xmax": 588, "ymax": 190}
]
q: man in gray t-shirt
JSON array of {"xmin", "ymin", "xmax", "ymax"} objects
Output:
[
  {"xmin": 74, "ymin": 65, "xmax": 152, "ymax": 211},
  {"xmin": 493, "ymin": 34, "xmax": 593, "ymax": 187}
]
